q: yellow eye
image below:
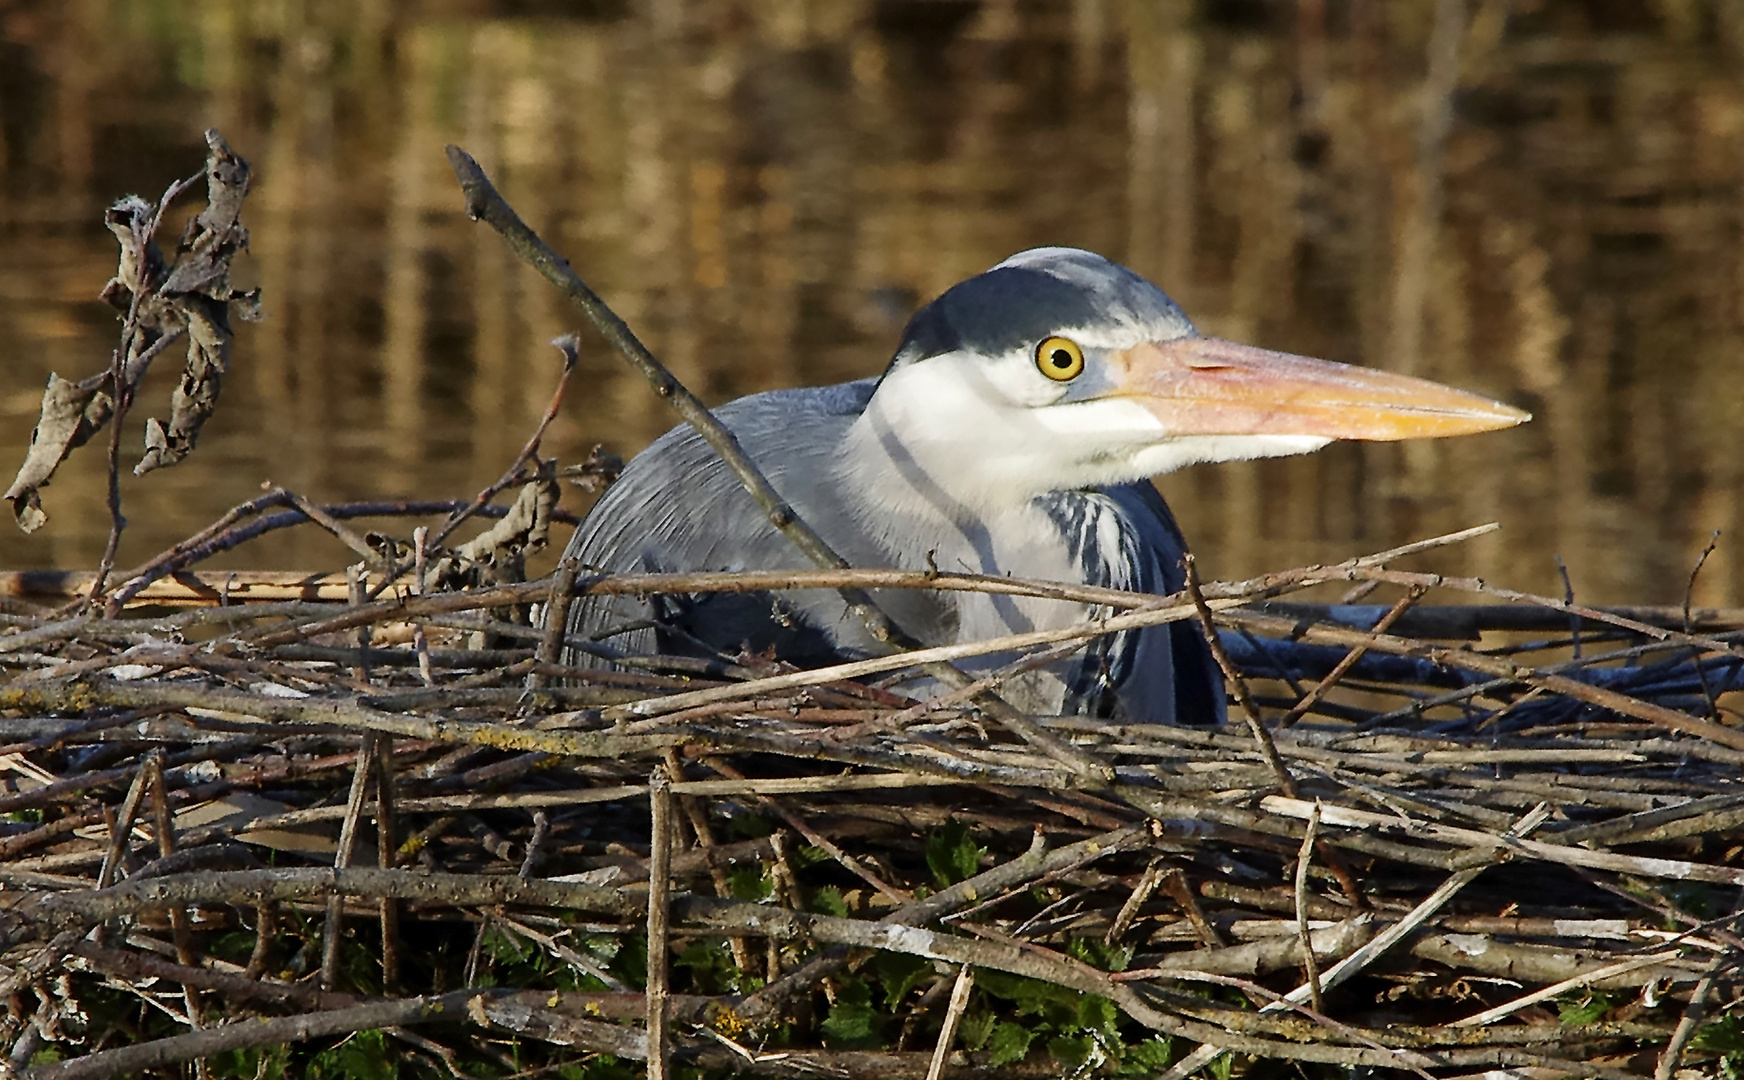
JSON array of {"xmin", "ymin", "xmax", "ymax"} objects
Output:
[{"xmin": 1035, "ymin": 336, "xmax": 1085, "ymax": 381}]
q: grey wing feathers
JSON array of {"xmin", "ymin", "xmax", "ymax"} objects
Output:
[
  {"xmin": 558, "ymin": 378, "xmax": 1224, "ymax": 725},
  {"xmin": 1107, "ymin": 482, "xmax": 1227, "ymax": 725},
  {"xmin": 559, "ymin": 380, "xmax": 877, "ymax": 667},
  {"xmin": 1041, "ymin": 483, "xmax": 1224, "ymax": 724}
]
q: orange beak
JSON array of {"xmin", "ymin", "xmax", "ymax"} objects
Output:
[{"xmin": 1116, "ymin": 337, "xmax": 1530, "ymax": 440}]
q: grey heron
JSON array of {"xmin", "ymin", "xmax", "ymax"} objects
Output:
[{"xmin": 559, "ymin": 248, "xmax": 1527, "ymax": 723}]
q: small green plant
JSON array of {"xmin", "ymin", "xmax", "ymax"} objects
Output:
[
  {"xmin": 308, "ymin": 1030, "xmax": 397, "ymax": 1080},
  {"xmin": 820, "ymin": 978, "xmax": 883, "ymax": 1047},
  {"xmin": 925, "ymin": 820, "xmax": 985, "ymax": 887},
  {"xmin": 728, "ymin": 864, "xmax": 774, "ymax": 901},
  {"xmin": 987, "ymin": 1020, "xmax": 1036, "ymax": 1066},
  {"xmin": 1697, "ymin": 1012, "xmax": 1744, "ymax": 1077},
  {"xmin": 809, "ymin": 884, "xmax": 850, "ymax": 916},
  {"xmin": 1557, "ymin": 990, "xmax": 1612, "ymax": 1026},
  {"xmin": 1115, "ymin": 1037, "xmax": 1176, "ymax": 1076}
]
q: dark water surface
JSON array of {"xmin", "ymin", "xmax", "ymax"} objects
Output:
[{"xmin": 2, "ymin": 1, "xmax": 1743, "ymax": 606}]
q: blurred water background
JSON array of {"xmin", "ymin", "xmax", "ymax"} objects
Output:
[{"xmin": 1, "ymin": 0, "xmax": 1742, "ymax": 606}]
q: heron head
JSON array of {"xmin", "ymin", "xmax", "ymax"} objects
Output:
[{"xmin": 863, "ymin": 247, "xmax": 1528, "ymax": 502}]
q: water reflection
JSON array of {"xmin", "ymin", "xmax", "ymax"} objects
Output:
[{"xmin": 1, "ymin": 1, "xmax": 1741, "ymax": 606}]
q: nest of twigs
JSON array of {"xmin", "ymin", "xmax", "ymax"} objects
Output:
[{"xmin": 3, "ymin": 132, "xmax": 1744, "ymax": 1080}]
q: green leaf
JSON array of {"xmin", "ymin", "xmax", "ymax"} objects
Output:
[
  {"xmin": 1208, "ymin": 1050, "xmax": 1235, "ymax": 1080},
  {"xmin": 564, "ymin": 1056, "xmax": 637, "ymax": 1079},
  {"xmin": 211, "ymin": 1046, "xmax": 291, "ymax": 1080},
  {"xmin": 810, "ymin": 885, "xmax": 850, "ymax": 917},
  {"xmin": 821, "ymin": 979, "xmax": 882, "ymax": 1047},
  {"xmin": 1078, "ymin": 994, "xmax": 1121, "ymax": 1035},
  {"xmin": 977, "ymin": 968, "xmax": 1082, "ymax": 1017},
  {"xmin": 871, "ymin": 951, "xmax": 933, "ymax": 1007},
  {"xmin": 925, "ymin": 820, "xmax": 985, "ymax": 887},
  {"xmin": 988, "ymin": 1021, "xmax": 1036, "ymax": 1066},
  {"xmin": 1048, "ymin": 1033, "xmax": 1095, "ymax": 1068},
  {"xmin": 612, "ymin": 934, "xmax": 648, "ymax": 989},
  {"xmin": 724, "ymin": 814, "xmax": 777, "ymax": 840},
  {"xmin": 676, "ymin": 940, "xmax": 746, "ymax": 994},
  {"xmin": 1068, "ymin": 935, "xmax": 1134, "ymax": 973},
  {"xmin": 1557, "ymin": 991, "xmax": 1612, "ymax": 1026},
  {"xmin": 583, "ymin": 934, "xmax": 622, "ymax": 961},
  {"xmin": 208, "ymin": 929, "xmax": 262, "ymax": 965},
  {"xmin": 483, "ymin": 924, "xmax": 530, "ymax": 964},
  {"xmin": 1116, "ymin": 1036, "xmax": 1175, "ymax": 1076},
  {"xmin": 729, "ymin": 864, "xmax": 774, "ymax": 901},
  {"xmin": 960, "ymin": 1011, "xmax": 996, "ymax": 1051},
  {"xmin": 310, "ymin": 1029, "xmax": 397, "ymax": 1080},
  {"xmin": 1696, "ymin": 1013, "xmax": 1744, "ymax": 1052},
  {"xmin": 1664, "ymin": 883, "xmax": 1714, "ymax": 920}
]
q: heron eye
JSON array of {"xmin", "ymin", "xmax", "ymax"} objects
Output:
[{"xmin": 1035, "ymin": 336, "xmax": 1085, "ymax": 381}]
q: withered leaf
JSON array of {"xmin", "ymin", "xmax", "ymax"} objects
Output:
[
  {"xmin": 6, "ymin": 128, "xmax": 263, "ymax": 528},
  {"xmin": 135, "ymin": 296, "xmax": 232, "ymax": 476},
  {"xmin": 133, "ymin": 130, "xmax": 259, "ymax": 476},
  {"xmin": 431, "ymin": 465, "xmax": 562, "ymax": 591},
  {"xmin": 3, "ymin": 373, "xmax": 115, "ymax": 533}
]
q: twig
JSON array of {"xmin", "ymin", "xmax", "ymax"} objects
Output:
[
  {"xmin": 429, "ymin": 334, "xmax": 581, "ymax": 549},
  {"xmin": 1263, "ymin": 795, "xmax": 1744, "ymax": 883},
  {"xmin": 87, "ymin": 180, "xmax": 193, "ymax": 608},
  {"xmin": 70, "ymin": 940, "xmax": 357, "ymax": 1012},
  {"xmin": 1557, "ymin": 554, "xmax": 1582, "ymax": 659},
  {"xmin": 1294, "ymin": 799, "xmax": 1325, "ymax": 1014},
  {"xmin": 376, "ymin": 734, "xmax": 401, "ymax": 991},
  {"xmin": 145, "ymin": 752, "xmax": 204, "ymax": 1064},
  {"xmin": 1157, "ymin": 867, "xmax": 1225, "ymax": 948},
  {"xmin": 702, "ymin": 757, "xmax": 912, "ymax": 905},
  {"xmin": 1219, "ymin": 607, "xmax": 1744, "ymax": 752},
  {"xmin": 1684, "ymin": 530, "xmax": 1722, "ymax": 719},
  {"xmin": 845, "ymin": 638, "xmax": 1089, "ymax": 734},
  {"xmin": 1279, "ymin": 585, "xmax": 1428, "ymax": 727},
  {"xmin": 736, "ymin": 827, "xmax": 1145, "ymax": 1025},
  {"xmin": 518, "ymin": 811, "xmax": 550, "ymax": 879},
  {"xmin": 647, "ymin": 764, "xmax": 674, "ymax": 1080},
  {"xmin": 23, "ymin": 989, "xmax": 503, "ymax": 1080},
  {"xmin": 411, "ymin": 526, "xmax": 434, "ymax": 686},
  {"xmin": 1137, "ymin": 968, "xmax": 1441, "ymax": 1080},
  {"xmin": 1105, "ymin": 860, "xmax": 1165, "ymax": 946},
  {"xmin": 925, "ymin": 965, "xmax": 975, "ymax": 1080},
  {"xmin": 1183, "ymin": 552, "xmax": 1294, "ymax": 796},
  {"xmin": 529, "ymin": 557, "xmax": 579, "ymax": 691},
  {"xmin": 104, "ymin": 489, "xmax": 293, "ymax": 610},
  {"xmin": 100, "ymin": 497, "xmax": 549, "ymax": 611},
  {"xmin": 347, "ymin": 563, "xmax": 371, "ymax": 685},
  {"xmin": 90, "ymin": 361, "xmax": 129, "ymax": 609},
  {"xmin": 601, "ymin": 590, "xmax": 1250, "ymax": 724},
  {"xmin": 321, "ymin": 734, "xmax": 377, "ymax": 989},
  {"xmin": 286, "ymin": 490, "xmax": 378, "ymax": 564},
  {"xmin": 1450, "ymin": 949, "xmax": 1685, "ymax": 1028},
  {"xmin": 667, "ymin": 750, "xmax": 756, "ymax": 974},
  {"xmin": 1655, "ymin": 957, "xmax": 1726, "ymax": 1080},
  {"xmin": 97, "ymin": 754, "xmax": 156, "ymax": 889}
]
